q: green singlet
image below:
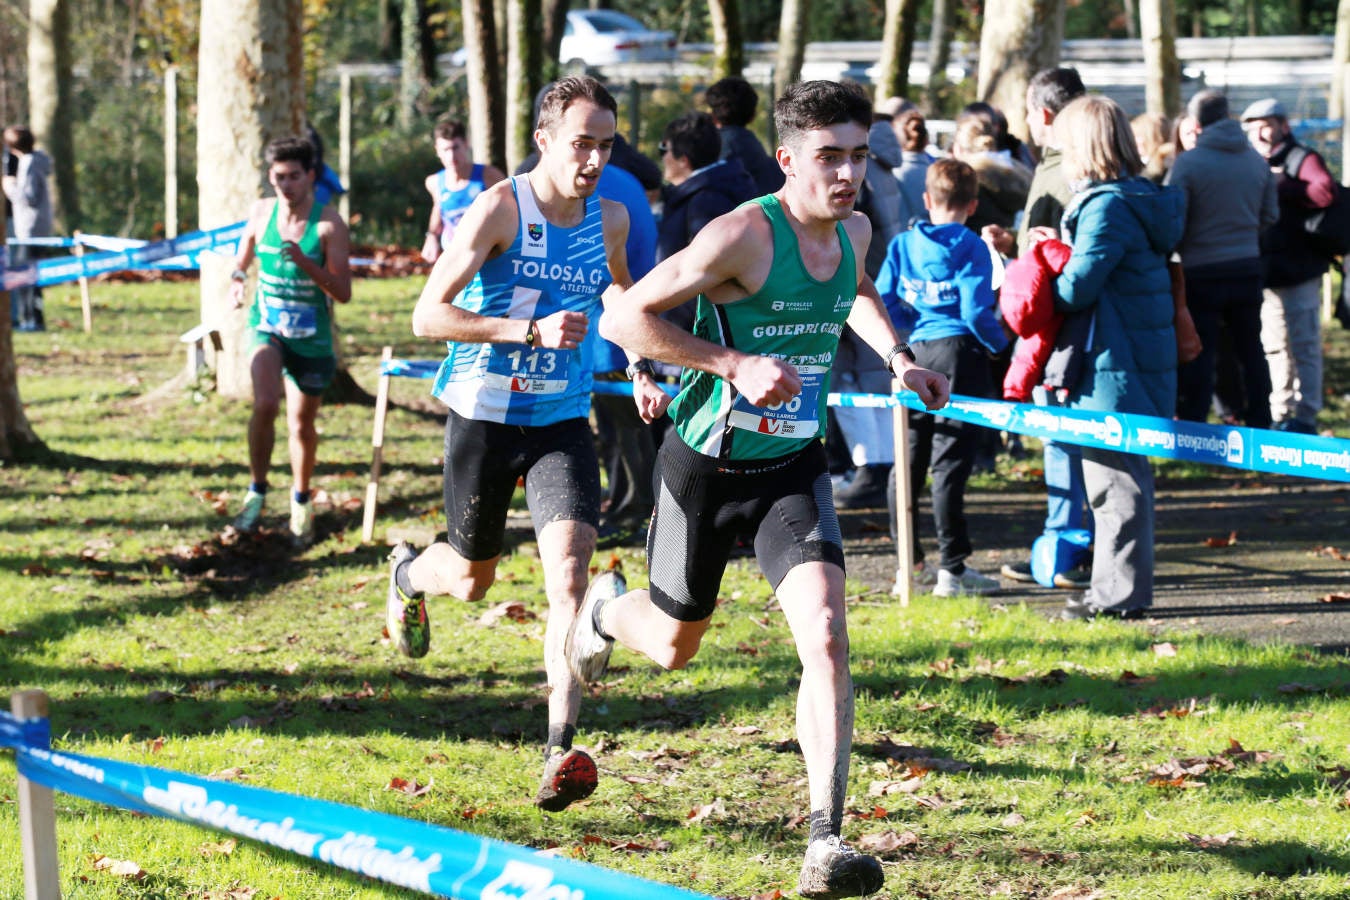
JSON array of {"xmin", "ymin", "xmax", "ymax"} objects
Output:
[
  {"xmin": 669, "ymin": 194, "xmax": 857, "ymax": 461},
  {"xmin": 248, "ymin": 200, "xmax": 331, "ymax": 358}
]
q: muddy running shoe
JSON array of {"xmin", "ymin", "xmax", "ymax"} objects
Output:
[
  {"xmin": 386, "ymin": 542, "xmax": 429, "ymax": 658},
  {"xmin": 233, "ymin": 489, "xmax": 266, "ymax": 532},
  {"xmin": 289, "ymin": 497, "xmax": 315, "ymax": 547},
  {"xmin": 798, "ymin": 836, "xmax": 884, "ymax": 898},
  {"xmin": 566, "ymin": 570, "xmax": 625, "ymax": 683},
  {"xmin": 535, "ymin": 747, "xmax": 598, "ymax": 812}
]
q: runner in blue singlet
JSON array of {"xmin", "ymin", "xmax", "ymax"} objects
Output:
[{"xmin": 419, "ymin": 116, "xmax": 505, "ymax": 264}]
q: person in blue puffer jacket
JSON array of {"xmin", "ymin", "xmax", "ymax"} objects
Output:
[{"xmin": 1032, "ymin": 94, "xmax": 1185, "ymax": 621}]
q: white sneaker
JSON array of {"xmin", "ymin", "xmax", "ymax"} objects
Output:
[
  {"xmin": 565, "ymin": 570, "xmax": 625, "ymax": 683},
  {"xmin": 891, "ymin": 562, "xmax": 937, "ymax": 596},
  {"xmin": 232, "ymin": 489, "xmax": 265, "ymax": 532},
  {"xmin": 289, "ymin": 497, "xmax": 314, "ymax": 546},
  {"xmin": 933, "ymin": 565, "xmax": 1001, "ymax": 597}
]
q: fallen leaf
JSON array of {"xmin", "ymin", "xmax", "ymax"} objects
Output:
[
  {"xmin": 750, "ymin": 891, "xmax": 783, "ymax": 900},
  {"xmin": 386, "ymin": 776, "xmax": 433, "ymax": 797},
  {"xmin": 208, "ymin": 767, "xmax": 246, "ymax": 781},
  {"xmin": 479, "ymin": 600, "xmax": 536, "ymax": 626},
  {"xmin": 686, "ymin": 797, "xmax": 726, "ymax": 824},
  {"xmin": 731, "ymin": 725, "xmax": 763, "ymax": 735},
  {"xmin": 914, "ymin": 702, "xmax": 940, "ymax": 712},
  {"xmin": 856, "ymin": 829, "xmax": 919, "ymax": 852},
  {"xmin": 1202, "ymin": 531, "xmax": 1238, "ymax": 548},
  {"xmin": 1152, "ymin": 642, "xmax": 1178, "ymax": 657},
  {"xmin": 1048, "ymin": 888, "xmax": 1102, "ymax": 900},
  {"xmin": 198, "ymin": 838, "xmax": 238, "ymax": 857},
  {"xmin": 89, "ymin": 855, "xmax": 147, "ymax": 880},
  {"xmin": 146, "ymin": 690, "xmax": 177, "ymax": 704},
  {"xmin": 1003, "ymin": 812, "xmax": 1026, "ymax": 827},
  {"xmin": 1181, "ymin": 831, "xmax": 1236, "ymax": 849},
  {"xmin": 869, "ymin": 777, "xmax": 924, "ymax": 796},
  {"xmin": 929, "ymin": 657, "xmax": 956, "ymax": 673},
  {"xmin": 21, "ymin": 563, "xmax": 53, "ymax": 577},
  {"xmin": 1118, "ymin": 670, "xmax": 1157, "ymax": 686}
]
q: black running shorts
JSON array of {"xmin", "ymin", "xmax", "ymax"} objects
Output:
[
  {"xmin": 442, "ymin": 408, "xmax": 600, "ymax": 561},
  {"xmin": 646, "ymin": 436, "xmax": 845, "ymax": 622}
]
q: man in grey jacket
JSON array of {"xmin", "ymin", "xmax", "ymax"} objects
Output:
[
  {"xmin": 1167, "ymin": 90, "xmax": 1278, "ymax": 427},
  {"xmin": 3, "ymin": 125, "xmax": 53, "ymax": 331}
]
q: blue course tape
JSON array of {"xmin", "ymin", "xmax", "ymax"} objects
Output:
[
  {"xmin": 0, "ymin": 222, "xmax": 246, "ymax": 291},
  {"xmin": 0, "ymin": 710, "xmax": 51, "ymax": 752},
  {"xmin": 1, "ymin": 709, "xmax": 706, "ymax": 900}
]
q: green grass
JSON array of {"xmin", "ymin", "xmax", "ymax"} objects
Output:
[{"xmin": 3, "ymin": 279, "xmax": 1350, "ymax": 899}]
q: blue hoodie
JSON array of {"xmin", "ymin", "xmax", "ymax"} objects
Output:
[
  {"xmin": 875, "ymin": 221, "xmax": 1007, "ymax": 354},
  {"xmin": 1056, "ymin": 176, "xmax": 1185, "ymax": 417}
]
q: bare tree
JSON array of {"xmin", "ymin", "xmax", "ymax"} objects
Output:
[
  {"xmin": 506, "ymin": 0, "xmax": 543, "ymax": 171},
  {"xmin": 0, "ymin": 215, "xmax": 44, "ymax": 462},
  {"xmin": 926, "ymin": 0, "xmax": 953, "ymax": 111},
  {"xmin": 708, "ymin": 0, "xmax": 745, "ymax": 81},
  {"xmin": 28, "ymin": 0, "xmax": 79, "ymax": 232},
  {"xmin": 976, "ymin": 0, "xmax": 1065, "ymax": 143},
  {"xmin": 876, "ymin": 0, "xmax": 921, "ymax": 106},
  {"xmin": 196, "ymin": 0, "xmax": 306, "ymax": 399},
  {"xmin": 773, "ymin": 0, "xmax": 809, "ymax": 103},
  {"xmin": 1139, "ymin": 0, "xmax": 1181, "ymax": 118},
  {"xmin": 464, "ymin": 0, "xmax": 507, "ymax": 170}
]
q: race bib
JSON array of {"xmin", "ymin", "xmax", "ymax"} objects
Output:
[
  {"xmin": 728, "ymin": 365, "xmax": 826, "ymax": 439},
  {"xmin": 259, "ymin": 298, "xmax": 318, "ymax": 339},
  {"xmin": 483, "ymin": 347, "xmax": 570, "ymax": 395}
]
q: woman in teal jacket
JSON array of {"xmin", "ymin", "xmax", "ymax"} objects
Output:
[{"xmin": 1040, "ymin": 95, "xmax": 1184, "ymax": 620}]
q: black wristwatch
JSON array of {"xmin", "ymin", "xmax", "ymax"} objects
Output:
[
  {"xmin": 624, "ymin": 358, "xmax": 655, "ymax": 380},
  {"xmin": 885, "ymin": 342, "xmax": 912, "ymax": 375},
  {"xmin": 524, "ymin": 318, "xmax": 537, "ymax": 347}
]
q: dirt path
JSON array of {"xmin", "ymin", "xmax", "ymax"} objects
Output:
[{"xmin": 838, "ymin": 473, "xmax": 1350, "ymax": 653}]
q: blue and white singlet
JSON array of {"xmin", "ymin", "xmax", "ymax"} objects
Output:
[
  {"xmin": 432, "ymin": 174, "xmax": 612, "ymax": 426},
  {"xmin": 437, "ymin": 164, "xmax": 489, "ymax": 249}
]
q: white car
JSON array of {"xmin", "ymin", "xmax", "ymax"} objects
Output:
[{"xmin": 559, "ymin": 10, "xmax": 676, "ymax": 66}]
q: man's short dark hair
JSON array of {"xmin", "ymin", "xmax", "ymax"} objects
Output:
[
  {"xmin": 926, "ymin": 157, "xmax": 979, "ymax": 210},
  {"xmin": 536, "ymin": 76, "xmax": 617, "ymax": 135},
  {"xmin": 1187, "ymin": 89, "xmax": 1229, "ymax": 128},
  {"xmin": 264, "ymin": 136, "xmax": 316, "ymax": 171},
  {"xmin": 433, "ymin": 115, "xmax": 467, "ymax": 143},
  {"xmin": 663, "ymin": 112, "xmax": 721, "ymax": 170},
  {"xmin": 1027, "ymin": 67, "xmax": 1086, "ymax": 116},
  {"xmin": 706, "ymin": 77, "xmax": 761, "ymax": 128},
  {"xmin": 774, "ymin": 81, "xmax": 872, "ymax": 151},
  {"xmin": 3, "ymin": 125, "xmax": 35, "ymax": 154}
]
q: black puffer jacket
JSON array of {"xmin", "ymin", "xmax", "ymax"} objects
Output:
[{"xmin": 656, "ymin": 158, "xmax": 757, "ymax": 263}]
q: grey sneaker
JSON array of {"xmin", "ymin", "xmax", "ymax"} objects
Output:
[
  {"xmin": 565, "ymin": 570, "xmax": 625, "ymax": 683},
  {"xmin": 798, "ymin": 835, "xmax": 884, "ymax": 898},
  {"xmin": 535, "ymin": 747, "xmax": 598, "ymax": 812},
  {"xmin": 933, "ymin": 565, "xmax": 1001, "ymax": 598},
  {"xmin": 386, "ymin": 542, "xmax": 429, "ymax": 658},
  {"xmin": 233, "ymin": 489, "xmax": 265, "ymax": 532}
]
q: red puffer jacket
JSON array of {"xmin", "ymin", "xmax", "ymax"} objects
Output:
[{"xmin": 998, "ymin": 238, "xmax": 1073, "ymax": 401}]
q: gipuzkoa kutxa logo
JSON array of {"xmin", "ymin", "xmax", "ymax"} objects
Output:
[
  {"xmin": 481, "ymin": 860, "xmax": 584, "ymax": 900},
  {"xmin": 528, "ymin": 223, "xmax": 545, "ymax": 242}
]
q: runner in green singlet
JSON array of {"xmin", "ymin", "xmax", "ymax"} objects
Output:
[
  {"xmin": 227, "ymin": 136, "xmax": 352, "ymax": 546},
  {"xmin": 565, "ymin": 82, "xmax": 949, "ymax": 899}
]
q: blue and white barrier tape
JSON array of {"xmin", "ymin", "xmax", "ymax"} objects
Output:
[
  {"xmin": 2, "ymin": 709, "xmax": 706, "ymax": 900},
  {"xmin": 376, "ymin": 359, "xmax": 1348, "ymax": 483},
  {"xmin": 1, "ymin": 222, "xmax": 246, "ymax": 291}
]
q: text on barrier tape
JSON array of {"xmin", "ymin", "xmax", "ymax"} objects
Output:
[{"xmin": 1, "ymin": 709, "xmax": 707, "ymax": 900}]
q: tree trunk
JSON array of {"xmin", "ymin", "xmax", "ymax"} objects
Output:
[
  {"xmin": 464, "ymin": 0, "xmax": 507, "ymax": 171},
  {"xmin": 1139, "ymin": 0, "xmax": 1181, "ymax": 118},
  {"xmin": 773, "ymin": 0, "xmax": 810, "ymax": 104},
  {"xmin": 708, "ymin": 0, "xmax": 745, "ymax": 81},
  {"xmin": 506, "ymin": 0, "xmax": 543, "ymax": 172},
  {"xmin": 1334, "ymin": 0, "xmax": 1350, "ymax": 163},
  {"xmin": 0, "ymin": 209, "xmax": 44, "ymax": 461},
  {"xmin": 1123, "ymin": 0, "xmax": 1138, "ymax": 38},
  {"xmin": 196, "ymin": 0, "xmax": 306, "ymax": 400},
  {"xmin": 378, "ymin": 0, "xmax": 397, "ymax": 57},
  {"xmin": 926, "ymin": 0, "xmax": 953, "ymax": 110},
  {"xmin": 543, "ymin": 0, "xmax": 569, "ymax": 72},
  {"xmin": 399, "ymin": 0, "xmax": 425, "ymax": 130},
  {"xmin": 28, "ymin": 0, "xmax": 80, "ymax": 232},
  {"xmin": 977, "ymin": 0, "xmax": 1065, "ymax": 144},
  {"xmin": 875, "ymin": 0, "xmax": 921, "ymax": 107}
]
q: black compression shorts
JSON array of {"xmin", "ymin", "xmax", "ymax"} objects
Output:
[
  {"xmin": 442, "ymin": 408, "xmax": 600, "ymax": 561},
  {"xmin": 646, "ymin": 436, "xmax": 845, "ymax": 622}
]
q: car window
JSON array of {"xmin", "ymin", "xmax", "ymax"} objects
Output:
[{"xmin": 582, "ymin": 10, "xmax": 645, "ymax": 33}]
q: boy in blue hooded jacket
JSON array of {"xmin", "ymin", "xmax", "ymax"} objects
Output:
[{"xmin": 876, "ymin": 157, "xmax": 1009, "ymax": 597}]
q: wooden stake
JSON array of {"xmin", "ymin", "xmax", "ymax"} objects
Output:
[
  {"xmin": 12, "ymin": 690, "xmax": 61, "ymax": 900},
  {"xmin": 361, "ymin": 346, "xmax": 394, "ymax": 543},
  {"xmin": 74, "ymin": 233, "xmax": 91, "ymax": 334},
  {"xmin": 891, "ymin": 381, "xmax": 914, "ymax": 607}
]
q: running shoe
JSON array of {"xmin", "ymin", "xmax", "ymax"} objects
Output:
[
  {"xmin": 798, "ymin": 835, "xmax": 885, "ymax": 898},
  {"xmin": 565, "ymin": 570, "xmax": 625, "ymax": 683},
  {"xmin": 386, "ymin": 542, "xmax": 430, "ymax": 658},
  {"xmin": 535, "ymin": 747, "xmax": 598, "ymax": 812},
  {"xmin": 999, "ymin": 560, "xmax": 1036, "ymax": 583},
  {"xmin": 289, "ymin": 497, "xmax": 315, "ymax": 547},
  {"xmin": 933, "ymin": 565, "xmax": 1001, "ymax": 598},
  {"xmin": 233, "ymin": 489, "xmax": 265, "ymax": 532}
]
